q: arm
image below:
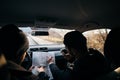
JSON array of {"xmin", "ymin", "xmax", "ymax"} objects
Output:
[
  {"xmin": 48, "ymin": 60, "xmax": 72, "ymax": 80},
  {"xmin": 30, "ymin": 66, "xmax": 49, "ymax": 80}
]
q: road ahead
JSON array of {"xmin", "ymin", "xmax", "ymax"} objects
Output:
[{"xmin": 27, "ymin": 34, "xmax": 55, "ymax": 45}]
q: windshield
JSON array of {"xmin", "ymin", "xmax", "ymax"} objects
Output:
[{"xmin": 19, "ymin": 27, "xmax": 74, "ymax": 46}]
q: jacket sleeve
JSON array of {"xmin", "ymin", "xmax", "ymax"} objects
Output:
[{"xmin": 49, "ymin": 63, "xmax": 72, "ymax": 80}]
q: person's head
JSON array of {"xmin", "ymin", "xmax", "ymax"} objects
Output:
[
  {"xmin": 0, "ymin": 24, "xmax": 29, "ymax": 65},
  {"xmin": 63, "ymin": 31, "xmax": 87, "ymax": 58},
  {"xmin": 104, "ymin": 28, "xmax": 120, "ymax": 67},
  {"xmin": 60, "ymin": 48, "xmax": 75, "ymax": 63}
]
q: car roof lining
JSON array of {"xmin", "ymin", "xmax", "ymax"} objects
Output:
[{"xmin": 0, "ymin": 0, "xmax": 120, "ymax": 31}]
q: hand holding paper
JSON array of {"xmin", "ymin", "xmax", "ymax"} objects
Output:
[{"xmin": 47, "ymin": 56, "xmax": 54, "ymax": 64}]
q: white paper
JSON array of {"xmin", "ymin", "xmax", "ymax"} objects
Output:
[{"xmin": 32, "ymin": 51, "xmax": 55, "ymax": 80}]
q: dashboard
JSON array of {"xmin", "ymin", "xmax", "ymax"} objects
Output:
[{"xmin": 22, "ymin": 44, "xmax": 67, "ymax": 70}]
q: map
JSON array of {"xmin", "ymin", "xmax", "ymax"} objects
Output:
[{"xmin": 32, "ymin": 51, "xmax": 55, "ymax": 80}]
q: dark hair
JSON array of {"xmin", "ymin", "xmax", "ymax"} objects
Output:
[
  {"xmin": 104, "ymin": 28, "xmax": 120, "ymax": 67},
  {"xmin": 63, "ymin": 31, "xmax": 87, "ymax": 54},
  {"xmin": 0, "ymin": 24, "xmax": 29, "ymax": 64}
]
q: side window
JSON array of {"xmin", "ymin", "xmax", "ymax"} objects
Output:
[{"xmin": 83, "ymin": 28, "xmax": 111, "ymax": 54}]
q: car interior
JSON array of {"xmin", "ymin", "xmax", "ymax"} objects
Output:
[{"xmin": 0, "ymin": 0, "xmax": 120, "ymax": 71}]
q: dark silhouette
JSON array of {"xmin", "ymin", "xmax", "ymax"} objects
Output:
[
  {"xmin": 104, "ymin": 28, "xmax": 120, "ymax": 69},
  {"xmin": 0, "ymin": 24, "xmax": 49, "ymax": 80},
  {"xmin": 64, "ymin": 31, "xmax": 107, "ymax": 80},
  {"xmin": 97, "ymin": 28, "xmax": 120, "ymax": 80}
]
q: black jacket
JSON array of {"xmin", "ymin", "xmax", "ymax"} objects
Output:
[
  {"xmin": 49, "ymin": 63, "xmax": 72, "ymax": 80},
  {"xmin": 49, "ymin": 49, "xmax": 107, "ymax": 80}
]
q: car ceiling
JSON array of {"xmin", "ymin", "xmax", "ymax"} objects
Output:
[{"xmin": 0, "ymin": 0, "xmax": 120, "ymax": 32}]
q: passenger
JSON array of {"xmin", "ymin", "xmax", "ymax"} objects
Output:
[
  {"xmin": 0, "ymin": 24, "xmax": 49, "ymax": 80},
  {"xmin": 97, "ymin": 28, "xmax": 120, "ymax": 80},
  {"xmin": 48, "ymin": 31, "xmax": 107, "ymax": 80},
  {"xmin": 64, "ymin": 31, "xmax": 108, "ymax": 80},
  {"xmin": 46, "ymin": 48, "xmax": 75, "ymax": 80}
]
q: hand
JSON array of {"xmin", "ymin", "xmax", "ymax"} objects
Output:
[
  {"xmin": 37, "ymin": 66, "xmax": 46, "ymax": 72},
  {"xmin": 31, "ymin": 66, "xmax": 39, "ymax": 76},
  {"xmin": 47, "ymin": 56, "xmax": 54, "ymax": 64},
  {"xmin": 31, "ymin": 66, "xmax": 46, "ymax": 76}
]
